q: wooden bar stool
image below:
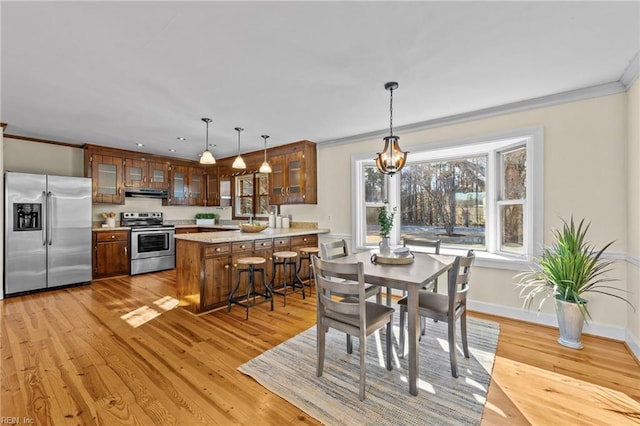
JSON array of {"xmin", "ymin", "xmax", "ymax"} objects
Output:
[
  {"xmin": 227, "ymin": 256, "xmax": 271, "ymax": 319},
  {"xmin": 269, "ymin": 251, "xmax": 305, "ymax": 306},
  {"xmin": 297, "ymin": 246, "xmax": 320, "ymax": 296}
]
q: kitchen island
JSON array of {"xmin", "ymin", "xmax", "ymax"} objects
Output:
[{"xmin": 175, "ymin": 228, "xmax": 329, "ymax": 314}]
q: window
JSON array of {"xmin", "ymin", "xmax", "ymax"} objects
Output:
[
  {"xmin": 233, "ymin": 173, "xmax": 270, "ymax": 219},
  {"xmin": 352, "ymin": 128, "xmax": 542, "ymax": 267}
]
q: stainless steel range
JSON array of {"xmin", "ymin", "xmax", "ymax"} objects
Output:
[{"xmin": 121, "ymin": 212, "xmax": 175, "ymax": 275}]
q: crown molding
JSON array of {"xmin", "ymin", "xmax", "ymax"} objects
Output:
[
  {"xmin": 621, "ymin": 50, "xmax": 640, "ymax": 89},
  {"xmin": 318, "ymin": 81, "xmax": 628, "ymax": 149}
]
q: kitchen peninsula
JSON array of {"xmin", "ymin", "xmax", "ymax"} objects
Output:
[{"xmin": 175, "ymin": 227, "xmax": 329, "ymax": 314}]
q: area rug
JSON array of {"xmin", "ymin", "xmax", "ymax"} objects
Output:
[{"xmin": 238, "ymin": 315, "xmax": 499, "ymax": 425}]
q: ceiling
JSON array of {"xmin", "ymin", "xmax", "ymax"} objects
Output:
[{"xmin": 2, "ymin": 1, "xmax": 639, "ymax": 162}]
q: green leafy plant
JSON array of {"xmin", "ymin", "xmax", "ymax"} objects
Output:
[
  {"xmin": 377, "ymin": 204, "xmax": 397, "ymax": 238},
  {"xmin": 195, "ymin": 213, "xmax": 217, "ymax": 220},
  {"xmin": 515, "ymin": 217, "xmax": 634, "ymax": 320}
]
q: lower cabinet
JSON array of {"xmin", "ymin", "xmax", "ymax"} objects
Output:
[
  {"xmin": 202, "ymin": 243, "xmax": 232, "ymax": 312},
  {"xmin": 93, "ymin": 230, "xmax": 130, "ymax": 279},
  {"xmin": 176, "ymin": 233, "xmax": 317, "ymax": 314}
]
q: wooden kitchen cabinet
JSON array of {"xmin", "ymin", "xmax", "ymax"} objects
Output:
[
  {"xmin": 269, "ymin": 141, "xmax": 317, "ymax": 205},
  {"xmin": 93, "ymin": 230, "xmax": 130, "ymax": 279},
  {"xmin": 124, "ymin": 158, "xmax": 169, "ymax": 189},
  {"xmin": 175, "ymin": 232, "xmax": 320, "ymax": 314},
  {"xmin": 86, "ymin": 152, "xmax": 125, "ymax": 204},
  {"xmin": 204, "ymin": 166, "xmax": 220, "ymax": 206},
  {"xmin": 168, "ymin": 165, "xmax": 205, "ymax": 206},
  {"xmin": 176, "ymin": 227, "xmax": 199, "ymax": 234},
  {"xmin": 202, "ymin": 243, "xmax": 232, "ymax": 312}
]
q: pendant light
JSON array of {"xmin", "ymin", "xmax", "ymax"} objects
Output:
[
  {"xmin": 375, "ymin": 82, "xmax": 408, "ymax": 176},
  {"xmin": 199, "ymin": 118, "xmax": 216, "ymax": 164},
  {"xmin": 259, "ymin": 135, "xmax": 272, "ymax": 173},
  {"xmin": 232, "ymin": 127, "xmax": 246, "ymax": 169}
]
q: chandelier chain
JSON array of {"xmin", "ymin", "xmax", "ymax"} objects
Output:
[{"xmin": 389, "ymin": 86, "xmax": 394, "ymax": 136}]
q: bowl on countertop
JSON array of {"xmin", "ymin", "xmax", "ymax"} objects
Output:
[{"xmin": 239, "ymin": 223, "xmax": 269, "ymax": 233}]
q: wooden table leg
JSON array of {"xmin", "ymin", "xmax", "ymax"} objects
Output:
[{"xmin": 407, "ymin": 285, "xmax": 419, "ymax": 396}]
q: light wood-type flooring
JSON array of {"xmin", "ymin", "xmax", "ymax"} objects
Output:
[{"xmin": 2, "ymin": 270, "xmax": 639, "ymax": 425}]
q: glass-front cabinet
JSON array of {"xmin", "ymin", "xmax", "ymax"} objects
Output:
[
  {"xmin": 188, "ymin": 168, "xmax": 204, "ymax": 206},
  {"xmin": 170, "ymin": 165, "xmax": 189, "ymax": 205},
  {"xmin": 148, "ymin": 161, "xmax": 169, "ymax": 189},
  {"xmin": 90, "ymin": 153, "xmax": 124, "ymax": 204},
  {"xmin": 267, "ymin": 141, "xmax": 316, "ymax": 205},
  {"xmin": 234, "ymin": 173, "xmax": 270, "ymax": 219}
]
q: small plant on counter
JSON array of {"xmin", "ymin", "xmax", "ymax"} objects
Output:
[{"xmin": 195, "ymin": 213, "xmax": 217, "ymax": 220}]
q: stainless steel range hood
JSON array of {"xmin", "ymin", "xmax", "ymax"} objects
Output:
[{"xmin": 124, "ymin": 188, "xmax": 168, "ymax": 199}]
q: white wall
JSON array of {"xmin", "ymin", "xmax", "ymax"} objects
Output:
[{"xmin": 3, "ymin": 137, "xmax": 84, "ymax": 176}]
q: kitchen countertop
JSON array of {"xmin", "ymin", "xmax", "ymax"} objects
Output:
[
  {"xmin": 175, "ymin": 223, "xmax": 240, "ymax": 231},
  {"xmin": 174, "ymin": 227, "xmax": 330, "ymax": 244}
]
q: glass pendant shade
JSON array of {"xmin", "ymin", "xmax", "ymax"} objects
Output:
[
  {"xmin": 200, "ymin": 150, "xmax": 216, "ymax": 164},
  {"xmin": 375, "ymin": 136, "xmax": 407, "ymax": 176},
  {"xmin": 259, "ymin": 134, "xmax": 272, "ymax": 173},
  {"xmin": 199, "ymin": 117, "xmax": 216, "ymax": 165},
  {"xmin": 232, "ymin": 127, "xmax": 246, "ymax": 169},
  {"xmin": 232, "ymin": 155, "xmax": 246, "ymax": 169}
]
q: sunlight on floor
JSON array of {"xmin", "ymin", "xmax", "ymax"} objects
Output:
[{"xmin": 120, "ymin": 296, "xmax": 179, "ymax": 327}]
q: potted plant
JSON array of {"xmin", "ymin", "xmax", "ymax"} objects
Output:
[
  {"xmin": 377, "ymin": 204, "xmax": 397, "ymax": 255},
  {"xmin": 515, "ymin": 217, "xmax": 634, "ymax": 349},
  {"xmin": 195, "ymin": 212, "xmax": 217, "ymax": 226}
]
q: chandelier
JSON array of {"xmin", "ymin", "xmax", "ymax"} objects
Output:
[{"xmin": 375, "ymin": 82, "xmax": 407, "ymax": 176}]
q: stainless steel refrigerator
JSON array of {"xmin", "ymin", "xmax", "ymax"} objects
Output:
[{"xmin": 4, "ymin": 172, "xmax": 92, "ymax": 296}]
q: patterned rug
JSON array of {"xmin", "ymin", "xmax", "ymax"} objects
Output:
[{"xmin": 238, "ymin": 314, "xmax": 499, "ymax": 425}]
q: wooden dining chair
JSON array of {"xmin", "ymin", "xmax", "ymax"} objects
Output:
[
  {"xmin": 320, "ymin": 239, "xmax": 382, "ymax": 303},
  {"xmin": 311, "ymin": 256, "xmax": 395, "ymax": 401},
  {"xmin": 403, "ymin": 237, "xmax": 441, "ymax": 291},
  {"xmin": 397, "ymin": 250, "xmax": 475, "ymax": 378}
]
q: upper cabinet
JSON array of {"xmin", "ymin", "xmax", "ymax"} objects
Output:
[
  {"xmin": 84, "ymin": 140, "xmax": 317, "ymax": 206},
  {"xmin": 204, "ymin": 166, "xmax": 220, "ymax": 206},
  {"xmin": 167, "ymin": 164, "xmax": 206, "ymax": 206},
  {"xmin": 85, "ymin": 150, "xmax": 125, "ymax": 204},
  {"xmin": 269, "ymin": 141, "xmax": 317, "ymax": 205},
  {"xmin": 124, "ymin": 158, "xmax": 170, "ymax": 190}
]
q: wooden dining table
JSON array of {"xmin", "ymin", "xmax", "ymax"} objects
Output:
[{"xmin": 330, "ymin": 250, "xmax": 456, "ymax": 396}]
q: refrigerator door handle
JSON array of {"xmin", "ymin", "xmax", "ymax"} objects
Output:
[
  {"xmin": 42, "ymin": 191, "xmax": 47, "ymax": 246},
  {"xmin": 47, "ymin": 191, "xmax": 53, "ymax": 245}
]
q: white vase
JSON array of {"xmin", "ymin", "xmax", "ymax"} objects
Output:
[
  {"xmin": 379, "ymin": 236, "xmax": 391, "ymax": 256},
  {"xmin": 555, "ymin": 298, "xmax": 586, "ymax": 349},
  {"xmin": 106, "ymin": 217, "xmax": 116, "ymax": 228}
]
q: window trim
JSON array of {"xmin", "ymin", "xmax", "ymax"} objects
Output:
[{"xmin": 352, "ymin": 127, "xmax": 543, "ymax": 270}]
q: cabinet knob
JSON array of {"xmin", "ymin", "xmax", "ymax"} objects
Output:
[
  {"xmin": 303, "ymin": 238, "xmax": 307, "ymax": 242},
  {"xmin": 111, "ymin": 235, "xmax": 116, "ymax": 239},
  {"xmin": 225, "ymin": 264, "xmax": 229, "ymax": 269}
]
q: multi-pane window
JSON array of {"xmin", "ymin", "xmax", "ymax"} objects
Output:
[
  {"xmin": 353, "ymin": 128, "xmax": 541, "ymax": 263},
  {"xmin": 400, "ymin": 156, "xmax": 487, "ymax": 250},
  {"xmin": 234, "ymin": 173, "xmax": 270, "ymax": 219}
]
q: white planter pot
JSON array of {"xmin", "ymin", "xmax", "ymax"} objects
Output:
[
  {"xmin": 555, "ymin": 298, "xmax": 586, "ymax": 349},
  {"xmin": 196, "ymin": 218, "xmax": 215, "ymax": 225}
]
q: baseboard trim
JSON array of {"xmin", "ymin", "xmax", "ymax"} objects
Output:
[
  {"xmin": 625, "ymin": 330, "xmax": 640, "ymax": 364},
  {"xmin": 467, "ymin": 300, "xmax": 627, "ymax": 341}
]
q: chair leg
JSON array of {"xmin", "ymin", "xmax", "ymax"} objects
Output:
[
  {"xmin": 317, "ymin": 322, "xmax": 325, "ymax": 377},
  {"xmin": 399, "ymin": 305, "xmax": 406, "ymax": 358},
  {"xmin": 375, "ymin": 288, "xmax": 382, "ymax": 304},
  {"xmin": 386, "ymin": 321, "xmax": 392, "ymax": 371},
  {"xmin": 448, "ymin": 319, "xmax": 458, "ymax": 378},
  {"xmin": 461, "ymin": 311, "xmax": 469, "ymax": 358},
  {"xmin": 359, "ymin": 331, "xmax": 366, "ymax": 401},
  {"xmin": 346, "ymin": 334, "xmax": 353, "ymax": 354}
]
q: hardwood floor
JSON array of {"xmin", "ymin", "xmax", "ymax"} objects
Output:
[{"xmin": 2, "ymin": 270, "xmax": 639, "ymax": 425}]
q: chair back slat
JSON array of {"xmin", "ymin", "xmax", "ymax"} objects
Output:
[
  {"xmin": 403, "ymin": 237, "xmax": 441, "ymax": 254},
  {"xmin": 448, "ymin": 250, "xmax": 475, "ymax": 310},
  {"xmin": 312, "ymin": 256, "xmax": 366, "ymax": 319},
  {"xmin": 320, "ymin": 239, "xmax": 349, "ymax": 260}
]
